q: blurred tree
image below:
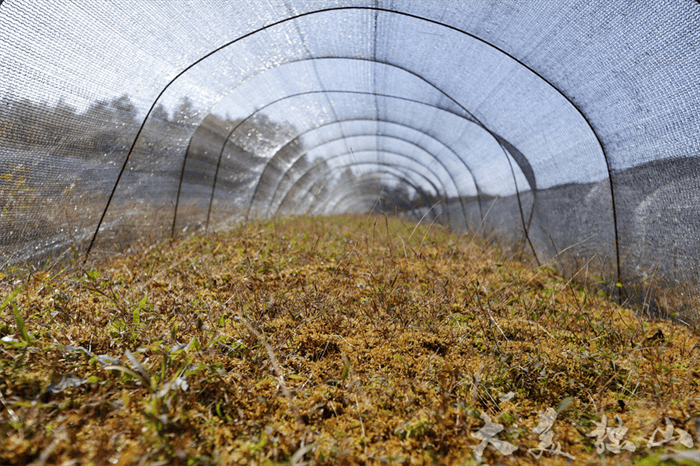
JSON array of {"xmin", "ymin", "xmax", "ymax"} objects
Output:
[{"xmin": 172, "ymin": 96, "xmax": 197, "ymax": 125}]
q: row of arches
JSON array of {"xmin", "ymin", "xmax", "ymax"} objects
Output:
[{"xmin": 87, "ymin": 8, "xmax": 610, "ymax": 283}]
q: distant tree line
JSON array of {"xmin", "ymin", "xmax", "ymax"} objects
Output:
[
  {"xmin": 0, "ymin": 94, "xmax": 140, "ymax": 158},
  {"xmin": 0, "ymin": 94, "xmax": 306, "ymax": 176},
  {"xmin": 363, "ymin": 175, "xmax": 442, "ymax": 213},
  {"xmin": 0, "ymin": 93, "xmax": 442, "ymax": 215}
]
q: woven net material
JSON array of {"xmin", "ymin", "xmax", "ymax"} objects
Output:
[{"xmin": 0, "ymin": 0, "xmax": 699, "ymax": 317}]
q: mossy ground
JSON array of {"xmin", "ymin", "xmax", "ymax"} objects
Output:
[{"xmin": 1, "ymin": 215, "xmax": 699, "ymax": 465}]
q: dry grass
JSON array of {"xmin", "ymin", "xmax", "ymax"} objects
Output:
[{"xmin": 1, "ymin": 214, "xmax": 699, "ymax": 465}]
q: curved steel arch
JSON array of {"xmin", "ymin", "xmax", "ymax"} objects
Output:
[
  {"xmin": 289, "ymin": 165, "xmax": 445, "ymax": 221},
  {"xmin": 88, "ymin": 6, "xmax": 614, "ymax": 282},
  {"xmin": 329, "ymin": 192, "xmax": 390, "ymax": 217},
  {"xmin": 246, "ymin": 116, "xmax": 478, "ymax": 203},
  {"xmin": 273, "ymin": 159, "xmax": 446, "ymax": 216},
  {"xmin": 329, "ymin": 189, "xmax": 435, "ymax": 221},
  {"xmin": 317, "ymin": 172, "xmax": 442, "ymax": 219},
  {"xmin": 242, "ymin": 113, "xmax": 480, "ymax": 223},
  {"xmin": 201, "ymin": 89, "xmax": 482, "ymax": 229},
  {"xmin": 197, "ymin": 59, "xmax": 551, "ymax": 263},
  {"xmin": 267, "ymin": 149, "xmax": 450, "ymax": 224},
  {"xmin": 177, "ymin": 54, "xmax": 539, "ymax": 248},
  {"xmin": 191, "ymin": 88, "xmax": 499, "ymax": 233},
  {"xmin": 256, "ymin": 133, "xmax": 463, "ymax": 222},
  {"xmin": 175, "ymin": 59, "xmax": 540, "ymax": 260},
  {"xmin": 201, "ymin": 53, "xmax": 536, "ymax": 190},
  {"xmin": 172, "ymin": 113, "xmax": 479, "ymax": 237},
  {"xmin": 273, "ymin": 158, "xmax": 447, "ymax": 222},
  {"xmin": 199, "ymin": 80, "xmax": 501, "ymax": 232},
  {"xmin": 192, "ymin": 50, "xmax": 542, "ymax": 256},
  {"xmin": 302, "ymin": 167, "xmax": 447, "ymax": 225},
  {"xmin": 255, "ymin": 132, "xmax": 461, "ymax": 210},
  {"xmin": 324, "ymin": 180, "xmax": 432, "ymax": 219},
  {"xmin": 307, "ymin": 171, "xmax": 431, "ymax": 217}
]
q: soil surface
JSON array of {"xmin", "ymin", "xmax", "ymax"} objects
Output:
[{"xmin": 1, "ymin": 215, "xmax": 699, "ymax": 465}]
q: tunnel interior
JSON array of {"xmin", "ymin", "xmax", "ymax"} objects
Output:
[{"xmin": 1, "ymin": 0, "xmax": 699, "ymax": 318}]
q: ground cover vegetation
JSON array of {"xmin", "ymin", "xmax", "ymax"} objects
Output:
[{"xmin": 1, "ymin": 214, "xmax": 699, "ymax": 465}]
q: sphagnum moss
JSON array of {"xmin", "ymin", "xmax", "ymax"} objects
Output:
[{"xmin": 1, "ymin": 215, "xmax": 699, "ymax": 465}]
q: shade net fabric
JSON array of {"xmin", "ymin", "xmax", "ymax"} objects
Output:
[{"xmin": 0, "ymin": 0, "xmax": 699, "ymax": 318}]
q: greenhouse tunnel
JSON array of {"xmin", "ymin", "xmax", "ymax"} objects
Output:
[{"xmin": 1, "ymin": 0, "xmax": 699, "ymax": 319}]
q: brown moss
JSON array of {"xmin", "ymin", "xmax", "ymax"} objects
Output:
[{"xmin": 1, "ymin": 215, "xmax": 699, "ymax": 465}]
